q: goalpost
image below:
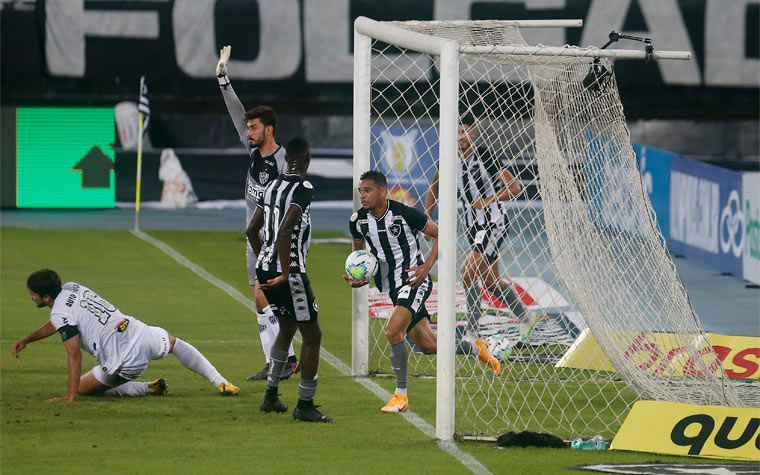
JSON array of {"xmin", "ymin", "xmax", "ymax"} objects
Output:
[{"xmin": 352, "ymin": 17, "xmax": 744, "ymax": 441}]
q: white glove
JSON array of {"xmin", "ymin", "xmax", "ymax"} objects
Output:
[{"xmin": 216, "ymin": 45, "xmax": 231, "ymax": 77}]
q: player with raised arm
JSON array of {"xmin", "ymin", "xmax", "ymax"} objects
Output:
[
  {"xmin": 247, "ymin": 137, "xmax": 333, "ymax": 423},
  {"xmin": 424, "ymin": 115, "xmax": 529, "ymax": 347},
  {"xmin": 346, "ymin": 171, "xmax": 501, "ymax": 414},
  {"xmin": 216, "ymin": 45, "xmax": 298, "ymax": 381},
  {"xmin": 13, "ymin": 269, "xmax": 239, "ymax": 401}
]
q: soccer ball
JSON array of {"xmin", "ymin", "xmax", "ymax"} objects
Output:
[{"xmin": 345, "ymin": 250, "xmax": 378, "ymax": 282}]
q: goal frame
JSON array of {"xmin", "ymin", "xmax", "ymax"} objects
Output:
[{"xmin": 351, "ymin": 16, "xmax": 691, "ymax": 441}]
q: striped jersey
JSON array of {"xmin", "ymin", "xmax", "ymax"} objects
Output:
[
  {"xmin": 49, "ymin": 282, "xmax": 148, "ymax": 376},
  {"xmin": 349, "ymin": 200, "xmax": 429, "ymax": 292},
  {"xmin": 256, "ymin": 174, "xmax": 313, "ymax": 274},
  {"xmin": 458, "ymin": 149, "xmax": 509, "ymax": 228}
]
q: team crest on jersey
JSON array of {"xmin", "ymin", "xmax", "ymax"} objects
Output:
[
  {"xmin": 259, "ymin": 171, "xmax": 269, "ymax": 184},
  {"xmin": 389, "ymin": 223, "xmax": 402, "ymax": 237},
  {"xmin": 303, "ymin": 181, "xmax": 313, "ymax": 189},
  {"xmin": 350, "ymin": 212, "xmax": 358, "ymax": 222}
]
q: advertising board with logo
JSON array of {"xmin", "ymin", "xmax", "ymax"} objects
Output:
[
  {"xmin": 370, "ymin": 125, "xmax": 439, "ymax": 212},
  {"xmin": 612, "ymin": 400, "xmax": 760, "ymax": 460},
  {"xmin": 743, "ymin": 173, "xmax": 760, "ymax": 285},
  {"xmin": 633, "ymin": 144, "xmax": 672, "ymax": 240},
  {"xmin": 669, "ymin": 155, "xmax": 743, "ymax": 276}
]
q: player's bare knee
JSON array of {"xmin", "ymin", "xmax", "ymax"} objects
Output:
[
  {"xmin": 419, "ymin": 341, "xmax": 437, "ymax": 354},
  {"xmin": 385, "ymin": 327, "xmax": 405, "ymax": 344}
]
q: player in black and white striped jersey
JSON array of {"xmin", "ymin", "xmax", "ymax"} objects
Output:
[
  {"xmin": 247, "ymin": 138, "xmax": 333, "ymax": 423},
  {"xmin": 425, "ymin": 114, "xmax": 528, "ymax": 340},
  {"xmin": 216, "ymin": 45, "xmax": 298, "ymax": 381},
  {"xmin": 346, "ymin": 171, "xmax": 502, "ymax": 414}
]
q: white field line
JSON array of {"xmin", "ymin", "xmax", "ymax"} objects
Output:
[{"xmin": 130, "ymin": 229, "xmax": 490, "ymax": 475}]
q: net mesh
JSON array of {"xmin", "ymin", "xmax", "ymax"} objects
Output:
[{"xmin": 362, "ymin": 20, "xmax": 744, "ymax": 439}]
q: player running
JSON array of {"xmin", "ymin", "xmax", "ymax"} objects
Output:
[
  {"xmin": 345, "ymin": 171, "xmax": 501, "ymax": 414},
  {"xmin": 13, "ymin": 269, "xmax": 239, "ymax": 401},
  {"xmin": 425, "ymin": 114, "xmax": 530, "ymax": 342},
  {"xmin": 247, "ymin": 137, "xmax": 333, "ymax": 423},
  {"xmin": 216, "ymin": 45, "xmax": 298, "ymax": 380}
]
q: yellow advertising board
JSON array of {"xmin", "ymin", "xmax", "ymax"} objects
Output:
[
  {"xmin": 612, "ymin": 401, "xmax": 760, "ymax": 460},
  {"xmin": 556, "ymin": 330, "xmax": 760, "ymax": 380}
]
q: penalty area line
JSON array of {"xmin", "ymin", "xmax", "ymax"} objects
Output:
[{"xmin": 130, "ymin": 229, "xmax": 491, "ymax": 475}]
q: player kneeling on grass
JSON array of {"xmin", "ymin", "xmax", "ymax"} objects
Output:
[
  {"xmin": 247, "ymin": 137, "xmax": 333, "ymax": 423},
  {"xmin": 12, "ymin": 269, "xmax": 239, "ymax": 401},
  {"xmin": 345, "ymin": 171, "xmax": 501, "ymax": 414}
]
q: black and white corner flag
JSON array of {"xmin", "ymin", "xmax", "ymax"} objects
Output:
[{"xmin": 138, "ymin": 76, "xmax": 150, "ymax": 133}]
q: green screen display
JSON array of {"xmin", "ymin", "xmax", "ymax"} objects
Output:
[{"xmin": 16, "ymin": 107, "xmax": 115, "ymax": 208}]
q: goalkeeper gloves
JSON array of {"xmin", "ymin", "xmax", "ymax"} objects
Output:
[{"xmin": 217, "ymin": 45, "xmax": 231, "ymax": 86}]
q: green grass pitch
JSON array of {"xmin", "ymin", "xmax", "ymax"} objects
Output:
[{"xmin": 0, "ymin": 227, "xmax": 731, "ymax": 473}]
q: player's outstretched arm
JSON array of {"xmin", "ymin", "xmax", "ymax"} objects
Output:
[
  {"xmin": 47, "ymin": 335, "xmax": 82, "ymax": 402},
  {"xmin": 406, "ymin": 220, "xmax": 439, "ymax": 288},
  {"xmin": 12, "ymin": 321, "xmax": 57, "ymax": 358},
  {"xmin": 215, "ymin": 45, "xmax": 249, "ymax": 148}
]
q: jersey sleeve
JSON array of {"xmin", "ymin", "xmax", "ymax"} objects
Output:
[
  {"xmin": 219, "ymin": 80, "xmax": 251, "ymax": 153},
  {"xmin": 400, "ymin": 203, "xmax": 429, "ymax": 232},
  {"xmin": 349, "ymin": 212, "xmax": 363, "ymax": 241},
  {"xmin": 50, "ymin": 308, "xmax": 79, "ymax": 342},
  {"xmin": 289, "ymin": 182, "xmax": 314, "ymax": 212}
]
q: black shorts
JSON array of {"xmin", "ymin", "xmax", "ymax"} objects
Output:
[
  {"xmin": 257, "ymin": 270, "xmax": 318, "ymax": 323},
  {"xmin": 466, "ymin": 223, "xmax": 507, "ymax": 263},
  {"xmin": 389, "ymin": 277, "xmax": 432, "ymax": 333}
]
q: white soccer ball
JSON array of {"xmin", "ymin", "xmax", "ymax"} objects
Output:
[{"xmin": 345, "ymin": 250, "xmax": 378, "ymax": 282}]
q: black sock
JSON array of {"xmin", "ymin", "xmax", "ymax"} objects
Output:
[{"xmin": 297, "ymin": 399, "xmax": 314, "ymax": 410}]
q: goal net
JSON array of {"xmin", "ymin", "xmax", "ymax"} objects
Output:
[{"xmin": 353, "ymin": 18, "xmax": 743, "ymax": 440}]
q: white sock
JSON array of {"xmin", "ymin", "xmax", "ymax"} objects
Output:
[
  {"xmin": 257, "ymin": 312, "xmax": 274, "ymax": 363},
  {"xmin": 263, "ymin": 305, "xmax": 296, "ymax": 359},
  {"xmin": 104, "ymin": 382, "xmax": 151, "ymax": 397},
  {"xmin": 396, "ymin": 388, "xmax": 408, "ymax": 397},
  {"xmin": 172, "ymin": 338, "xmax": 226, "ymax": 387}
]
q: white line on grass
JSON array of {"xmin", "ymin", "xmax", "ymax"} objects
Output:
[{"xmin": 130, "ymin": 229, "xmax": 491, "ymax": 475}]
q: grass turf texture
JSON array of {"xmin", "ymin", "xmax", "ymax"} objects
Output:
[{"xmin": 0, "ymin": 227, "xmax": 735, "ymax": 473}]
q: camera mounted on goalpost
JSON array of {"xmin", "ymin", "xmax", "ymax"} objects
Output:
[{"xmin": 583, "ymin": 30, "xmax": 656, "ymax": 92}]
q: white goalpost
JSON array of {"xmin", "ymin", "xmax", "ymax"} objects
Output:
[{"xmin": 352, "ymin": 17, "xmax": 744, "ymax": 442}]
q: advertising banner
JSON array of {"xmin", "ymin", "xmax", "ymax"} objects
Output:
[
  {"xmin": 370, "ymin": 125, "xmax": 439, "ymax": 212},
  {"xmin": 743, "ymin": 173, "xmax": 760, "ymax": 285},
  {"xmin": 557, "ymin": 329, "xmax": 760, "ymax": 380},
  {"xmin": 669, "ymin": 155, "xmax": 743, "ymax": 276},
  {"xmin": 634, "ymin": 144, "xmax": 672, "ymax": 240},
  {"xmin": 612, "ymin": 401, "xmax": 760, "ymax": 460}
]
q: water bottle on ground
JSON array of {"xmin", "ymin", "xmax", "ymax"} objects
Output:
[{"xmin": 570, "ymin": 435, "xmax": 606, "ymax": 450}]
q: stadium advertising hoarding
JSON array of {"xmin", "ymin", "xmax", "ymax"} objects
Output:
[
  {"xmin": 634, "ymin": 144, "xmax": 671, "ymax": 240},
  {"xmin": 669, "ymin": 155, "xmax": 744, "ymax": 277},
  {"xmin": 1, "ymin": 0, "xmax": 758, "ymax": 119},
  {"xmin": 557, "ymin": 329, "xmax": 760, "ymax": 379},
  {"xmin": 370, "ymin": 125, "xmax": 438, "ymax": 212},
  {"xmin": 11, "ymin": 107, "xmax": 116, "ymax": 208},
  {"xmin": 743, "ymin": 173, "xmax": 760, "ymax": 284},
  {"xmin": 611, "ymin": 400, "xmax": 760, "ymax": 460}
]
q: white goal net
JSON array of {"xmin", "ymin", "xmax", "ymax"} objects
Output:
[{"xmin": 353, "ymin": 18, "xmax": 743, "ymax": 440}]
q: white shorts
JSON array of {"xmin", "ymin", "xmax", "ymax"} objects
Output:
[{"xmin": 92, "ymin": 326, "xmax": 171, "ymax": 387}]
